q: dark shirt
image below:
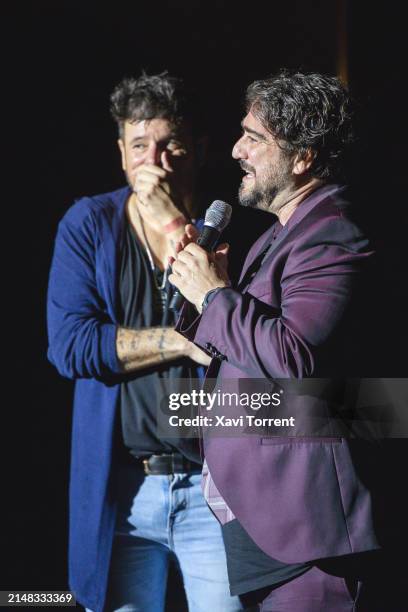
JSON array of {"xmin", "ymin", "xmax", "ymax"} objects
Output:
[
  {"xmin": 223, "ymin": 519, "xmax": 311, "ymax": 596},
  {"xmin": 118, "ymin": 220, "xmax": 201, "ymax": 463}
]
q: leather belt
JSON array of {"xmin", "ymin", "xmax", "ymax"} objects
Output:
[{"xmin": 141, "ymin": 453, "xmax": 201, "ymax": 475}]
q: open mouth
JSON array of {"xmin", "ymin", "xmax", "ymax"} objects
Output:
[{"xmin": 240, "ymin": 163, "xmax": 255, "ymax": 182}]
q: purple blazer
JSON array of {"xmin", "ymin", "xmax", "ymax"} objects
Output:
[{"xmin": 177, "ymin": 184, "xmax": 380, "ymax": 564}]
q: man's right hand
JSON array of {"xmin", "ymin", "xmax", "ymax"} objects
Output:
[
  {"xmin": 131, "ymin": 151, "xmax": 186, "ymax": 228},
  {"xmin": 170, "ymin": 223, "xmax": 230, "ymax": 281}
]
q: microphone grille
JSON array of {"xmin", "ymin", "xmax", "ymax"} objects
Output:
[{"xmin": 204, "ymin": 200, "xmax": 232, "ymax": 231}]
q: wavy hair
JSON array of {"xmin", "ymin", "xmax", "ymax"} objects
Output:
[
  {"xmin": 246, "ymin": 71, "xmax": 354, "ymax": 181},
  {"xmin": 110, "ymin": 71, "xmax": 196, "ymax": 138}
]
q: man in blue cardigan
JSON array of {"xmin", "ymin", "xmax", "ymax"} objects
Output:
[{"xmin": 47, "ymin": 73, "xmax": 242, "ymax": 612}]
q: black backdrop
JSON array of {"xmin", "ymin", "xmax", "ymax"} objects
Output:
[{"xmin": 3, "ymin": 1, "xmax": 406, "ymax": 608}]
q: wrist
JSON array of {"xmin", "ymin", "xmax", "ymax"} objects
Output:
[
  {"xmin": 199, "ymin": 283, "xmax": 230, "ymax": 314},
  {"xmin": 174, "ymin": 330, "xmax": 192, "ymax": 357}
]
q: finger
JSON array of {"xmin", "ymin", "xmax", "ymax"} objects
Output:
[
  {"xmin": 168, "ymin": 272, "xmax": 182, "ymax": 289},
  {"xmin": 175, "ymin": 240, "xmax": 185, "ymax": 254},
  {"xmin": 175, "ymin": 231, "xmax": 196, "ymax": 254},
  {"xmin": 134, "ymin": 182, "xmax": 171, "ymax": 203},
  {"xmin": 134, "ymin": 176, "xmax": 172, "ymax": 199},
  {"xmin": 213, "ymin": 246, "xmax": 229, "ymax": 268},
  {"xmin": 171, "ymin": 258, "xmax": 190, "ymax": 276},
  {"xmin": 161, "ymin": 151, "xmax": 174, "ymax": 173},
  {"xmin": 184, "ymin": 242, "xmax": 208, "ymax": 260},
  {"xmin": 176, "ymin": 249, "xmax": 197, "ymax": 265},
  {"xmin": 133, "ymin": 182, "xmax": 151, "ymax": 201},
  {"xmin": 133, "ymin": 164, "xmax": 167, "ymax": 178},
  {"xmin": 185, "ymin": 224, "xmax": 199, "ymax": 240},
  {"xmin": 215, "ymin": 242, "xmax": 230, "ymax": 256},
  {"xmin": 134, "ymin": 172, "xmax": 162, "ymax": 187}
]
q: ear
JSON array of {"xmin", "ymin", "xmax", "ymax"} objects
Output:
[
  {"xmin": 117, "ymin": 138, "xmax": 126, "ymax": 172},
  {"xmin": 292, "ymin": 149, "xmax": 315, "ymax": 176}
]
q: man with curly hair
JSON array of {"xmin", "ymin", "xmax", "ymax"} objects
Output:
[
  {"xmin": 170, "ymin": 72, "xmax": 401, "ymax": 610},
  {"xmin": 47, "ymin": 72, "xmax": 242, "ymax": 612}
]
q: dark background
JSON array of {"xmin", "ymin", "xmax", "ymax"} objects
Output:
[{"xmin": 3, "ymin": 1, "xmax": 406, "ymax": 609}]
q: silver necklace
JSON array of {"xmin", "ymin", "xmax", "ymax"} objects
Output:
[{"xmin": 136, "ymin": 209, "xmax": 168, "ymax": 291}]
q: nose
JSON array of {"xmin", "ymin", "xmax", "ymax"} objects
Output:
[
  {"xmin": 145, "ymin": 142, "xmax": 161, "ymax": 166},
  {"xmin": 232, "ymin": 135, "xmax": 245, "ymax": 160}
]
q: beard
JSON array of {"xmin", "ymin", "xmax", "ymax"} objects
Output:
[
  {"xmin": 238, "ymin": 159, "xmax": 292, "ymax": 211},
  {"xmin": 239, "ymin": 182, "xmax": 279, "ymax": 210}
]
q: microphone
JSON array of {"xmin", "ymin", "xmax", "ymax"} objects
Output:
[{"xmin": 169, "ymin": 200, "xmax": 232, "ymax": 311}]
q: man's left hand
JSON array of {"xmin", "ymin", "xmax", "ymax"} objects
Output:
[{"xmin": 169, "ymin": 242, "xmax": 230, "ymax": 313}]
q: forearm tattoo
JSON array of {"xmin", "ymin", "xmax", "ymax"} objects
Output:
[{"xmin": 116, "ymin": 326, "xmax": 186, "ymax": 372}]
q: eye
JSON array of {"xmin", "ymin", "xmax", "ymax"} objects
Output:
[{"xmin": 132, "ymin": 143, "xmax": 147, "ymax": 151}]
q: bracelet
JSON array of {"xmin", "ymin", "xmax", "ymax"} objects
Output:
[{"xmin": 162, "ymin": 216, "xmax": 187, "ymax": 234}]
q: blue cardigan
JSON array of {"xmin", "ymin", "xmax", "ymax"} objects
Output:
[
  {"xmin": 47, "ymin": 186, "xmax": 146, "ymax": 611},
  {"xmin": 48, "ymin": 186, "xmax": 205, "ymax": 610}
]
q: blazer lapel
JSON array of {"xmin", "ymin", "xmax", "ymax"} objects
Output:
[
  {"xmin": 237, "ymin": 232, "xmax": 276, "ymax": 291},
  {"xmin": 237, "ymin": 225, "xmax": 277, "ymax": 289},
  {"xmin": 238, "ymin": 184, "xmax": 344, "ymax": 289}
]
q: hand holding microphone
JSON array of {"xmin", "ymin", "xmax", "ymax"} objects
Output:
[{"xmin": 169, "ymin": 200, "xmax": 232, "ymax": 312}]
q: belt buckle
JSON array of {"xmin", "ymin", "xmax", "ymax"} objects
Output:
[
  {"xmin": 142, "ymin": 458, "xmax": 152, "ymax": 475},
  {"xmin": 142, "ymin": 453, "xmax": 186, "ymax": 475}
]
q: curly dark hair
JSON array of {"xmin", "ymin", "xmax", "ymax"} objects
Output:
[
  {"xmin": 246, "ymin": 71, "xmax": 354, "ymax": 181},
  {"xmin": 110, "ymin": 71, "xmax": 197, "ymax": 138}
]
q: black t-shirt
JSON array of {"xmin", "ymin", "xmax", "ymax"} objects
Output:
[
  {"xmin": 223, "ymin": 519, "xmax": 311, "ymax": 596},
  {"xmin": 118, "ymin": 220, "xmax": 202, "ymax": 463}
]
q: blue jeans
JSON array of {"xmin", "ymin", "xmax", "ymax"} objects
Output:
[{"xmin": 90, "ymin": 463, "xmax": 242, "ymax": 612}]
